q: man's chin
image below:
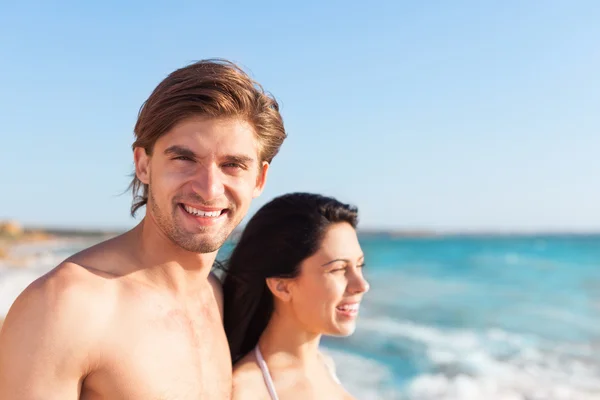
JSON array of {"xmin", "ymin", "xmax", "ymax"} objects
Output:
[
  {"xmin": 172, "ymin": 208, "xmax": 242, "ymax": 252},
  {"xmin": 173, "ymin": 229, "xmax": 231, "ymax": 254},
  {"xmin": 175, "ymin": 239, "xmax": 222, "ymax": 254}
]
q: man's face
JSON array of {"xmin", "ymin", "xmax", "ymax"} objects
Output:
[{"xmin": 134, "ymin": 116, "xmax": 268, "ymax": 253}]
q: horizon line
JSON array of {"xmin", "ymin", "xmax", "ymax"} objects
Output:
[{"xmin": 11, "ymin": 223, "xmax": 600, "ymax": 237}]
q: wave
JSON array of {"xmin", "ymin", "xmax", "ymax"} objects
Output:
[
  {"xmin": 356, "ymin": 317, "xmax": 600, "ymax": 399},
  {"xmin": 323, "ymin": 347, "xmax": 402, "ymax": 400}
]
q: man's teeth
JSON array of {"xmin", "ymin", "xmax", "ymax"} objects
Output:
[
  {"xmin": 183, "ymin": 205, "xmax": 222, "ymax": 217},
  {"xmin": 337, "ymin": 304, "xmax": 359, "ymax": 312}
]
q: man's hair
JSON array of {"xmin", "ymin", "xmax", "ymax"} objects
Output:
[{"xmin": 129, "ymin": 58, "xmax": 287, "ymax": 217}]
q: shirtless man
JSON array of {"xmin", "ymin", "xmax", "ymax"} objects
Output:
[{"xmin": 0, "ymin": 59, "xmax": 287, "ymax": 399}]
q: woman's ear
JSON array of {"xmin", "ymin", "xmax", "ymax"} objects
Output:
[{"xmin": 266, "ymin": 277, "xmax": 292, "ymax": 302}]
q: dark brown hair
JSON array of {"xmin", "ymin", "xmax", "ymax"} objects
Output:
[
  {"xmin": 219, "ymin": 192, "xmax": 359, "ymax": 362},
  {"xmin": 129, "ymin": 58, "xmax": 287, "ymax": 216}
]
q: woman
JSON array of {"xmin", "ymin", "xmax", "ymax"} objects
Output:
[{"xmin": 220, "ymin": 192, "xmax": 370, "ymax": 399}]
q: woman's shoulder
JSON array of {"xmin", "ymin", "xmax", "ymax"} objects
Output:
[
  {"xmin": 232, "ymin": 350, "xmax": 268, "ymax": 398},
  {"xmin": 319, "ymin": 351, "xmax": 337, "ymax": 373},
  {"xmin": 319, "ymin": 351, "xmax": 356, "ymax": 399},
  {"xmin": 233, "ymin": 350, "xmax": 259, "ymax": 375}
]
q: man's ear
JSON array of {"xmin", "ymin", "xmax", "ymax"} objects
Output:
[
  {"xmin": 253, "ymin": 161, "xmax": 270, "ymax": 198},
  {"xmin": 265, "ymin": 277, "xmax": 292, "ymax": 302},
  {"xmin": 134, "ymin": 147, "xmax": 150, "ymax": 184}
]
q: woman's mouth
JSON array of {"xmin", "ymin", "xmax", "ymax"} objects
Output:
[{"xmin": 336, "ymin": 302, "xmax": 360, "ymax": 318}]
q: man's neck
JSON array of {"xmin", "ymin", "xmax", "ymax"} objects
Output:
[
  {"xmin": 258, "ymin": 308, "xmax": 322, "ymax": 368},
  {"xmin": 127, "ymin": 217, "xmax": 218, "ymax": 295}
]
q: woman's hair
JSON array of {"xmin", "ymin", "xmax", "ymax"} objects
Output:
[{"xmin": 220, "ymin": 192, "xmax": 358, "ymax": 362}]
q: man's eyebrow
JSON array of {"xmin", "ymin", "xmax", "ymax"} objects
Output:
[
  {"xmin": 224, "ymin": 155, "xmax": 255, "ymax": 165},
  {"xmin": 164, "ymin": 145, "xmax": 197, "ymax": 159}
]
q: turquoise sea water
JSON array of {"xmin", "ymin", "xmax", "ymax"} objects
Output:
[
  {"xmin": 320, "ymin": 235, "xmax": 600, "ymax": 399},
  {"xmin": 1, "ymin": 235, "xmax": 599, "ymax": 399}
]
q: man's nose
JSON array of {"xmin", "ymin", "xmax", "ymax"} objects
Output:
[{"xmin": 190, "ymin": 164, "xmax": 225, "ymax": 201}]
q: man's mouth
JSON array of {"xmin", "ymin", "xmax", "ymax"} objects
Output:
[{"xmin": 181, "ymin": 204, "xmax": 228, "ymax": 218}]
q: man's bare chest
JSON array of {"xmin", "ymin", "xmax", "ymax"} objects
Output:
[{"xmin": 83, "ymin": 298, "xmax": 232, "ymax": 399}]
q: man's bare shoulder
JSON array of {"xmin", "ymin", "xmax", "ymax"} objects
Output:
[
  {"xmin": 0, "ymin": 230, "xmax": 129, "ymax": 347},
  {"xmin": 0, "ymin": 261, "xmax": 118, "ymax": 397},
  {"xmin": 1, "ymin": 259, "xmax": 116, "ymax": 341},
  {"xmin": 65, "ymin": 231, "xmax": 136, "ymax": 277}
]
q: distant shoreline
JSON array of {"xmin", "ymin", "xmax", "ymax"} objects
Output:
[
  {"xmin": 19, "ymin": 226, "xmax": 600, "ymax": 239},
  {"xmin": 22, "ymin": 227, "xmax": 125, "ymax": 239}
]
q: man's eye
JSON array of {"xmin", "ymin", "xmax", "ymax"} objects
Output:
[
  {"xmin": 173, "ymin": 156, "xmax": 193, "ymax": 161},
  {"xmin": 223, "ymin": 163, "xmax": 244, "ymax": 170}
]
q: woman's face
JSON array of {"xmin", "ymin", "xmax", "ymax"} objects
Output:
[{"xmin": 287, "ymin": 222, "xmax": 370, "ymax": 336}]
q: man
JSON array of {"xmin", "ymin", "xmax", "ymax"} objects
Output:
[{"xmin": 0, "ymin": 59, "xmax": 287, "ymax": 399}]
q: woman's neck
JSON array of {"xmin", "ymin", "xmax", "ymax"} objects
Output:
[{"xmin": 258, "ymin": 308, "xmax": 322, "ymax": 367}]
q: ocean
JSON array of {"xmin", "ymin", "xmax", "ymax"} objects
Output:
[{"xmin": 1, "ymin": 234, "xmax": 599, "ymax": 399}]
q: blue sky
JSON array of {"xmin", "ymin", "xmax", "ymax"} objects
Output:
[{"xmin": 1, "ymin": 1, "xmax": 599, "ymax": 232}]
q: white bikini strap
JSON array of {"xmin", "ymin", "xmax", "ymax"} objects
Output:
[{"xmin": 255, "ymin": 346, "xmax": 279, "ymax": 400}]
